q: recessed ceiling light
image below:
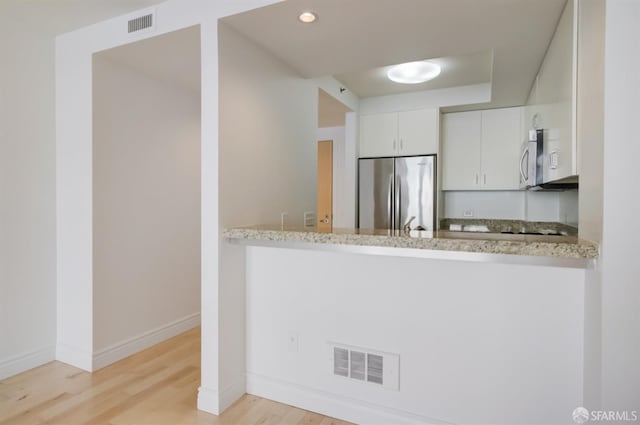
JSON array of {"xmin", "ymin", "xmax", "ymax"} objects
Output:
[
  {"xmin": 298, "ymin": 11, "xmax": 317, "ymax": 23},
  {"xmin": 387, "ymin": 61, "xmax": 441, "ymax": 84}
]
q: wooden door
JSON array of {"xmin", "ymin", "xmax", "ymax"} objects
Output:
[{"xmin": 317, "ymin": 140, "xmax": 333, "ymax": 233}]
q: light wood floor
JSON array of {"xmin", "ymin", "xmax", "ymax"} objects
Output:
[{"xmin": 0, "ymin": 327, "xmax": 353, "ymax": 425}]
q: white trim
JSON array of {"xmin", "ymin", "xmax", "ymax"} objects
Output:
[
  {"xmin": 246, "ymin": 373, "xmax": 451, "ymax": 425},
  {"xmin": 0, "ymin": 346, "xmax": 56, "ymax": 380},
  {"xmin": 197, "ymin": 374, "xmax": 246, "ymax": 415},
  {"xmin": 197, "ymin": 385, "xmax": 221, "ymax": 415},
  {"xmin": 92, "ymin": 312, "xmax": 200, "ymax": 370},
  {"xmin": 56, "ymin": 343, "xmax": 93, "ymax": 371},
  {"xmin": 219, "ymin": 374, "xmax": 246, "ymax": 413}
]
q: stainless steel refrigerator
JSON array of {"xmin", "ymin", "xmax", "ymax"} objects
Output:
[{"xmin": 358, "ymin": 155, "xmax": 436, "ymax": 231}]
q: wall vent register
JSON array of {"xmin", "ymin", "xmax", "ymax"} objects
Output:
[
  {"xmin": 329, "ymin": 343, "xmax": 399, "ymax": 390},
  {"xmin": 128, "ymin": 14, "xmax": 154, "ymax": 33}
]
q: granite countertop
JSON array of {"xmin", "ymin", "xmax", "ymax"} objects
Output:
[
  {"xmin": 224, "ymin": 225, "xmax": 598, "ymax": 260},
  {"xmin": 439, "ymin": 218, "xmax": 579, "ymax": 236}
]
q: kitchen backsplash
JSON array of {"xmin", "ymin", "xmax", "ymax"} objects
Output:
[{"xmin": 443, "ymin": 190, "xmax": 579, "ymax": 226}]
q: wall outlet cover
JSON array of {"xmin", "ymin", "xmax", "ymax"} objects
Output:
[{"xmin": 288, "ymin": 332, "xmax": 298, "ymax": 353}]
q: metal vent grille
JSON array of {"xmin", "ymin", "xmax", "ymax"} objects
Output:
[
  {"xmin": 330, "ymin": 344, "xmax": 397, "ymax": 388},
  {"xmin": 350, "ymin": 351, "xmax": 366, "ymax": 381},
  {"xmin": 367, "ymin": 353, "xmax": 384, "ymax": 384},
  {"xmin": 128, "ymin": 14, "xmax": 153, "ymax": 33},
  {"xmin": 333, "ymin": 347, "xmax": 349, "ymax": 377}
]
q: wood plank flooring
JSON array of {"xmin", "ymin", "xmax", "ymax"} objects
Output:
[{"xmin": 0, "ymin": 328, "xmax": 353, "ymax": 425}]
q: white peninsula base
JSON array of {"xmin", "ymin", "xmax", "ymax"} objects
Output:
[{"xmin": 244, "ymin": 245, "xmax": 587, "ymax": 425}]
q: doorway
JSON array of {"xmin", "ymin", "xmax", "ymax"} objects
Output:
[
  {"xmin": 317, "ymin": 88, "xmax": 353, "ymax": 230},
  {"xmin": 91, "ymin": 25, "xmax": 201, "ymax": 366}
]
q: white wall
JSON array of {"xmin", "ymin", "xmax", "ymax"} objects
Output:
[
  {"xmin": 444, "ymin": 191, "xmax": 525, "ymax": 220},
  {"xmin": 219, "ymin": 23, "xmax": 317, "ymax": 229},
  {"xmin": 443, "ymin": 190, "xmax": 578, "ymax": 224},
  {"xmin": 0, "ymin": 13, "xmax": 57, "ymax": 379},
  {"xmin": 246, "ymin": 246, "xmax": 586, "ymax": 425},
  {"xmin": 600, "ymin": 0, "xmax": 640, "ymax": 412},
  {"xmin": 92, "ymin": 56, "xmax": 201, "ymax": 364},
  {"xmin": 558, "ymin": 189, "xmax": 579, "ymax": 227},
  {"xmin": 344, "ymin": 112, "xmax": 359, "ymax": 228},
  {"xmin": 577, "ymin": 0, "xmax": 605, "ymax": 244}
]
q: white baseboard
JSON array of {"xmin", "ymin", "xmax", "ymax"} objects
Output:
[
  {"xmin": 219, "ymin": 375, "xmax": 246, "ymax": 412},
  {"xmin": 197, "ymin": 386, "xmax": 221, "ymax": 415},
  {"xmin": 92, "ymin": 312, "xmax": 200, "ymax": 370},
  {"xmin": 56, "ymin": 342, "xmax": 93, "ymax": 371},
  {"xmin": 246, "ymin": 373, "xmax": 448, "ymax": 425},
  {"xmin": 197, "ymin": 375, "xmax": 246, "ymax": 415},
  {"xmin": 0, "ymin": 345, "xmax": 56, "ymax": 380}
]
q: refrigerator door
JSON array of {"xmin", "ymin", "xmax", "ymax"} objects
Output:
[
  {"xmin": 394, "ymin": 155, "xmax": 436, "ymax": 231},
  {"xmin": 358, "ymin": 158, "xmax": 395, "ymax": 230}
]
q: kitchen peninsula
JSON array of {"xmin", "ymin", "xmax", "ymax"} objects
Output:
[
  {"xmin": 231, "ymin": 222, "xmax": 593, "ymax": 424},
  {"xmin": 225, "ymin": 224, "xmax": 598, "ymax": 268}
]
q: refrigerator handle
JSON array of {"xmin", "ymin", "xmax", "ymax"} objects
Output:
[
  {"xmin": 395, "ymin": 175, "xmax": 401, "ymax": 231},
  {"xmin": 388, "ymin": 177, "xmax": 393, "ymax": 231}
]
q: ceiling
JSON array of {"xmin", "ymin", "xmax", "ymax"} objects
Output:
[
  {"xmin": 221, "ymin": 0, "xmax": 567, "ymax": 108},
  {"xmin": 336, "ymin": 51, "xmax": 493, "ymax": 99},
  {"xmin": 0, "ymin": 0, "xmax": 166, "ymax": 35},
  {"xmin": 96, "ymin": 25, "xmax": 201, "ymax": 95},
  {"xmin": 1, "ymin": 0, "xmax": 567, "ymax": 110}
]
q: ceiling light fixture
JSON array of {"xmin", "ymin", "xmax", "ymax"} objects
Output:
[
  {"xmin": 387, "ymin": 61, "xmax": 441, "ymax": 84},
  {"xmin": 298, "ymin": 11, "xmax": 317, "ymax": 23}
]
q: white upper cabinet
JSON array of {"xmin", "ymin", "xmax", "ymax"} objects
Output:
[
  {"xmin": 480, "ymin": 108, "xmax": 522, "ymax": 190},
  {"xmin": 525, "ymin": 0, "xmax": 576, "ymax": 184},
  {"xmin": 359, "ymin": 108, "xmax": 439, "ymax": 158},
  {"xmin": 359, "ymin": 112, "xmax": 398, "ymax": 158},
  {"xmin": 525, "ymin": 0, "xmax": 602, "ymax": 184},
  {"xmin": 443, "ymin": 107, "xmax": 523, "ymax": 191},
  {"xmin": 398, "ymin": 109, "xmax": 439, "ymax": 156},
  {"xmin": 442, "ymin": 111, "xmax": 482, "ymax": 190}
]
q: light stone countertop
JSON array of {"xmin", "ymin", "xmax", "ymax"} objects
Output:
[
  {"xmin": 439, "ymin": 218, "xmax": 578, "ymax": 236},
  {"xmin": 224, "ymin": 226, "xmax": 599, "ymax": 263}
]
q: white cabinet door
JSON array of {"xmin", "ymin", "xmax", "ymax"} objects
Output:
[
  {"xmin": 359, "ymin": 113, "xmax": 398, "ymax": 158},
  {"xmin": 442, "ymin": 111, "xmax": 482, "ymax": 190},
  {"xmin": 398, "ymin": 108, "xmax": 439, "ymax": 156},
  {"xmin": 480, "ymin": 108, "xmax": 522, "ymax": 190}
]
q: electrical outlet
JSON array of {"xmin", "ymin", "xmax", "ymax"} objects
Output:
[
  {"xmin": 288, "ymin": 332, "xmax": 298, "ymax": 353},
  {"xmin": 463, "ymin": 209, "xmax": 474, "ymax": 217}
]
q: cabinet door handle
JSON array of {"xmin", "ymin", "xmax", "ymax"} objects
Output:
[
  {"xmin": 393, "ymin": 139, "xmax": 396, "ymax": 150},
  {"xmin": 475, "ymin": 174, "xmax": 479, "ymax": 185},
  {"xmin": 400, "ymin": 139, "xmax": 404, "ymax": 150},
  {"xmin": 483, "ymin": 174, "xmax": 487, "ymax": 185}
]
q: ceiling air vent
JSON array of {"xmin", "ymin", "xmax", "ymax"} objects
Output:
[
  {"xmin": 128, "ymin": 13, "xmax": 153, "ymax": 33},
  {"xmin": 328, "ymin": 342, "xmax": 400, "ymax": 390}
]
